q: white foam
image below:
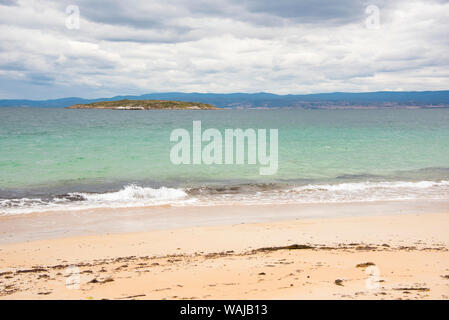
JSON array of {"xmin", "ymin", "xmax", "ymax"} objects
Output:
[
  {"xmin": 1, "ymin": 181, "xmax": 449, "ymax": 216},
  {"xmin": 281, "ymin": 180, "xmax": 449, "ymax": 203},
  {"xmin": 289, "ymin": 180, "xmax": 449, "ymax": 193},
  {"xmin": 0, "ymin": 185, "xmax": 189, "ymax": 216},
  {"xmin": 73, "ymin": 184, "xmax": 187, "ymax": 202}
]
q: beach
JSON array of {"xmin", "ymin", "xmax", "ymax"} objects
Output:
[
  {"xmin": 1, "ymin": 202, "xmax": 449, "ymax": 300},
  {"xmin": 1, "ymin": 108, "xmax": 449, "ymax": 300},
  {"xmin": 1, "ymin": 0, "xmax": 449, "ymax": 307}
]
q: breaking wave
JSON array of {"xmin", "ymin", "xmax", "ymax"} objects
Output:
[
  {"xmin": 1, "ymin": 180, "xmax": 449, "ymax": 216},
  {"xmin": 0, "ymin": 185, "xmax": 190, "ymax": 215}
]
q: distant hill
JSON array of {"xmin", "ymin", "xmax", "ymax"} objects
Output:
[
  {"xmin": 67, "ymin": 99, "xmax": 217, "ymax": 110},
  {"xmin": 1, "ymin": 91, "xmax": 449, "ymax": 109}
]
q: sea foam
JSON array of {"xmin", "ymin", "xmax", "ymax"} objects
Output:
[
  {"xmin": 1, "ymin": 181, "xmax": 449, "ymax": 216},
  {"xmin": 0, "ymin": 185, "xmax": 189, "ymax": 215}
]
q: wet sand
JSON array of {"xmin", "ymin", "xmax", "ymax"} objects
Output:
[
  {"xmin": 0, "ymin": 203, "xmax": 448, "ymax": 299},
  {"xmin": 1, "ymin": 199, "xmax": 449, "ymax": 244}
]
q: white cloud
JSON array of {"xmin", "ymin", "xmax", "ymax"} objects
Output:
[{"xmin": 0, "ymin": 0, "xmax": 448, "ymax": 98}]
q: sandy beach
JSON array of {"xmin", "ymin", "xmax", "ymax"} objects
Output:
[
  {"xmin": 2, "ymin": 0, "xmax": 449, "ymax": 307},
  {"xmin": 1, "ymin": 202, "xmax": 448, "ymax": 300}
]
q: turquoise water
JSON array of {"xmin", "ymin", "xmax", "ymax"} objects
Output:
[{"xmin": 1, "ymin": 108, "xmax": 449, "ymax": 214}]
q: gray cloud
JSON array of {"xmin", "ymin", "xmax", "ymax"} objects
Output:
[
  {"xmin": 0, "ymin": 0, "xmax": 18, "ymax": 6},
  {"xmin": 237, "ymin": 0, "xmax": 367, "ymax": 23},
  {"xmin": 0, "ymin": 0, "xmax": 448, "ymax": 99}
]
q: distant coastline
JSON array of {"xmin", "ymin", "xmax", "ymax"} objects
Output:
[
  {"xmin": 2, "ymin": 90, "xmax": 449, "ymax": 109},
  {"xmin": 66, "ymin": 99, "xmax": 218, "ymax": 110}
]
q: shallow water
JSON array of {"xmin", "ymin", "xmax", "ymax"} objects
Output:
[{"xmin": 1, "ymin": 108, "xmax": 449, "ymax": 214}]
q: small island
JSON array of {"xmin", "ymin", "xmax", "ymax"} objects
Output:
[{"xmin": 66, "ymin": 99, "xmax": 218, "ymax": 110}]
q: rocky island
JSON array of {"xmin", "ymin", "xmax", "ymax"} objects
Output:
[{"xmin": 66, "ymin": 99, "xmax": 218, "ymax": 110}]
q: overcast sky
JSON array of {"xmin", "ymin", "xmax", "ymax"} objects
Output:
[{"xmin": 0, "ymin": 0, "xmax": 448, "ymax": 99}]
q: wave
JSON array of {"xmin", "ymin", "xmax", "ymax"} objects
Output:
[
  {"xmin": 0, "ymin": 185, "xmax": 190, "ymax": 215},
  {"xmin": 1, "ymin": 180, "xmax": 449, "ymax": 216},
  {"xmin": 183, "ymin": 180, "xmax": 449, "ymax": 205},
  {"xmin": 73, "ymin": 184, "xmax": 187, "ymax": 202},
  {"xmin": 289, "ymin": 180, "xmax": 449, "ymax": 192},
  {"xmin": 281, "ymin": 180, "xmax": 449, "ymax": 203}
]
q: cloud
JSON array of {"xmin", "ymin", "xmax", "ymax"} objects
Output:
[
  {"xmin": 0, "ymin": 0, "xmax": 448, "ymax": 99},
  {"xmin": 0, "ymin": 0, "xmax": 18, "ymax": 6},
  {"xmin": 236, "ymin": 0, "xmax": 368, "ymax": 24}
]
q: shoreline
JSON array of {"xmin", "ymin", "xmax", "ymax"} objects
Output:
[
  {"xmin": 1, "ymin": 199, "xmax": 449, "ymax": 244},
  {"xmin": 1, "ymin": 203, "xmax": 449, "ymax": 299}
]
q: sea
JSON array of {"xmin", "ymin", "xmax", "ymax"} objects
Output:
[{"xmin": 1, "ymin": 107, "xmax": 449, "ymax": 215}]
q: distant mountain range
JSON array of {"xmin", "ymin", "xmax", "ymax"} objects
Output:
[{"xmin": 1, "ymin": 91, "xmax": 449, "ymax": 109}]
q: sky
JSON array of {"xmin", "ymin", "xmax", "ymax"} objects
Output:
[{"xmin": 0, "ymin": 0, "xmax": 448, "ymax": 99}]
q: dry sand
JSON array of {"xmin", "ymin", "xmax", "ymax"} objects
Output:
[{"xmin": 0, "ymin": 204, "xmax": 448, "ymax": 300}]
